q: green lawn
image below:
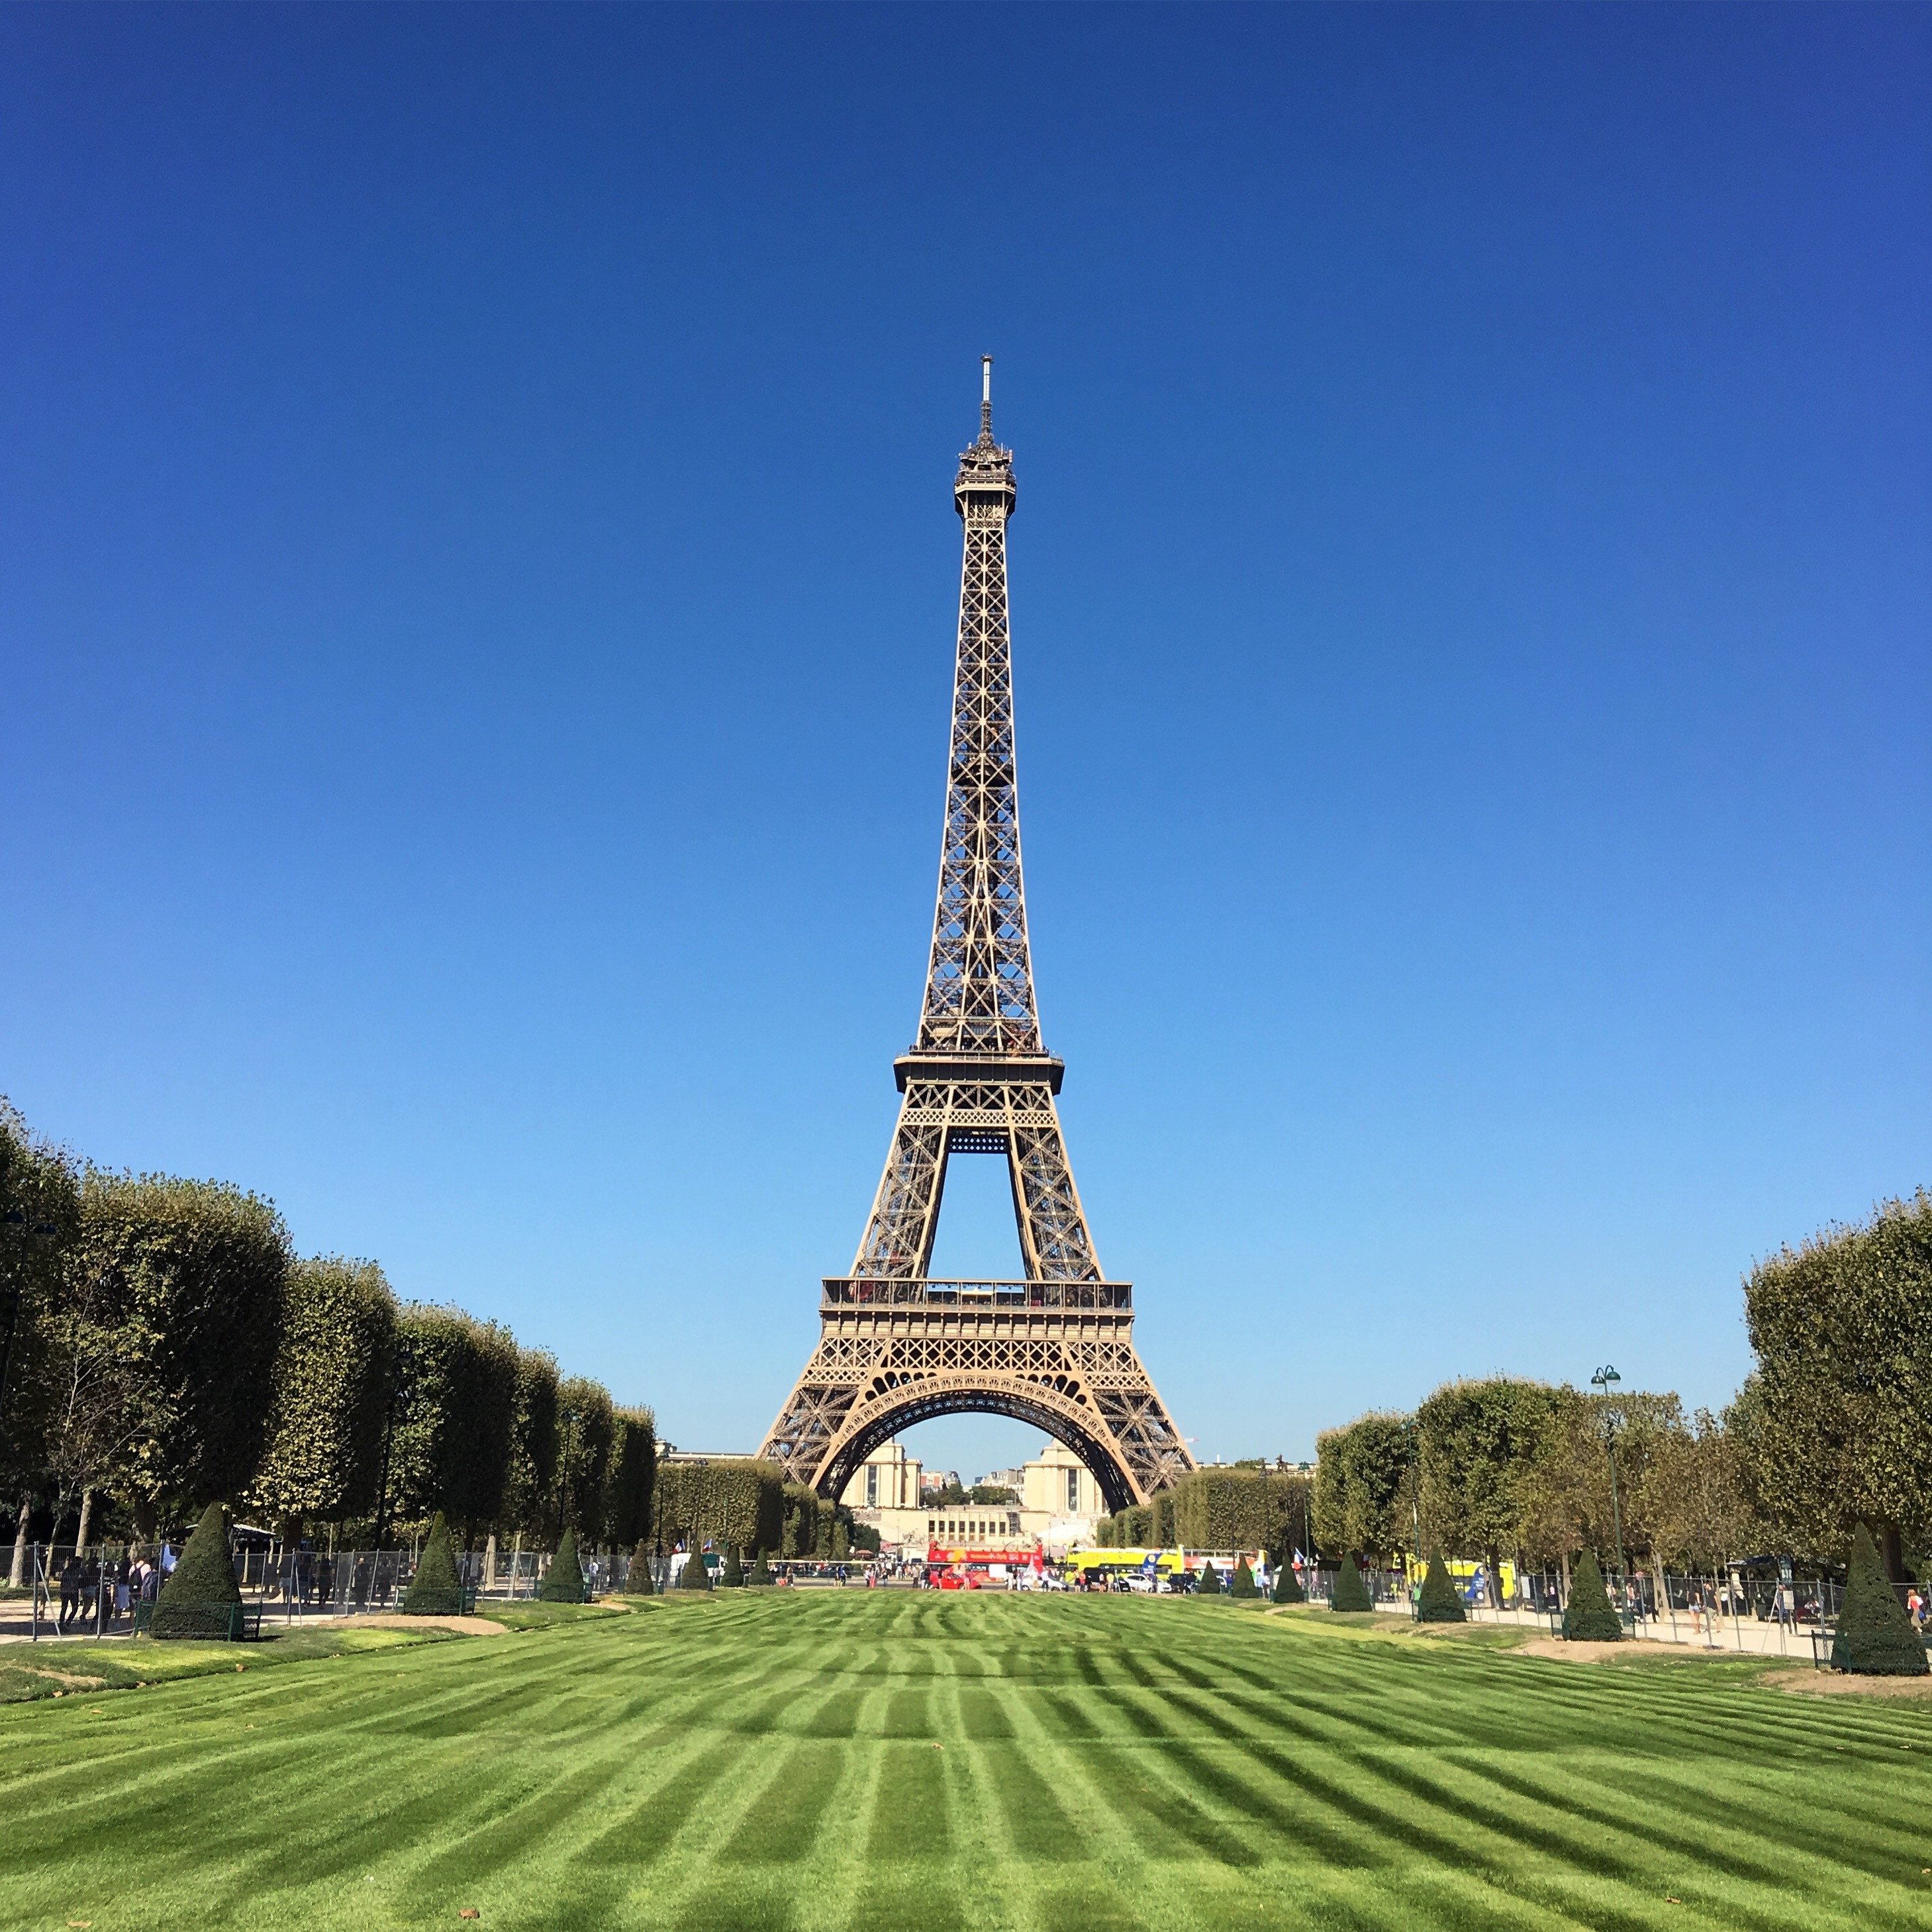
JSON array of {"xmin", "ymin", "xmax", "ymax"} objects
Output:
[{"xmin": 0, "ymin": 1594, "xmax": 1926, "ymax": 1931}]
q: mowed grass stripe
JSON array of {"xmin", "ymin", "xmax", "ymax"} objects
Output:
[{"xmin": 2, "ymin": 1594, "xmax": 1930, "ymax": 1930}]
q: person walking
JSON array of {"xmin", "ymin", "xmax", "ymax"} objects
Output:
[{"xmin": 56, "ymin": 1552, "xmax": 82, "ymax": 1633}]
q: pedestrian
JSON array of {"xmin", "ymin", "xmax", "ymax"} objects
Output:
[
  {"xmin": 57, "ymin": 1552, "xmax": 83, "ymax": 1632},
  {"xmin": 114, "ymin": 1555, "xmax": 132, "ymax": 1625}
]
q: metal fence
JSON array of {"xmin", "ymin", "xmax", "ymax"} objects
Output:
[{"xmin": 3, "ymin": 1539, "xmax": 663, "ymax": 1641}]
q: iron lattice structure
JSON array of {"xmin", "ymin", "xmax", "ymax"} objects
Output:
[{"xmin": 762, "ymin": 364, "xmax": 1192, "ymax": 1512}]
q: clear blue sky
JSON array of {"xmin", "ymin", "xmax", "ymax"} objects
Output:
[{"xmin": 3, "ymin": 5, "xmax": 1926, "ymax": 1479}]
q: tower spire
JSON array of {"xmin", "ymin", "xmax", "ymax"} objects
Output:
[{"xmin": 981, "ymin": 354, "xmax": 993, "ymax": 439}]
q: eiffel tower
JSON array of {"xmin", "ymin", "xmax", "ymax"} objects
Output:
[{"xmin": 761, "ymin": 362, "xmax": 1192, "ymax": 1513}]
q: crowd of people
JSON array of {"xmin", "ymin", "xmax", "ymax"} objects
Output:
[{"xmin": 53, "ymin": 1549, "xmax": 166, "ymax": 1633}]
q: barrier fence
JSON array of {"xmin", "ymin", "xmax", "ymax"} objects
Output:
[{"xmin": 1, "ymin": 1541, "xmax": 667, "ymax": 1640}]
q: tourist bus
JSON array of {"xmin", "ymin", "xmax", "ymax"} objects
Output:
[{"xmin": 1063, "ymin": 1548, "xmax": 1248, "ymax": 1591}]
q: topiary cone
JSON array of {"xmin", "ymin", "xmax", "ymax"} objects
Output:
[
  {"xmin": 748, "ymin": 1550, "xmax": 773, "ymax": 1586},
  {"xmin": 629, "ymin": 1541, "xmax": 655, "ymax": 1595},
  {"xmin": 1271, "ymin": 1559, "xmax": 1305, "ymax": 1604},
  {"xmin": 1230, "ymin": 1555, "xmax": 1259, "ymax": 1599},
  {"xmin": 676, "ymin": 1545, "xmax": 712, "ymax": 1590},
  {"xmin": 721, "ymin": 1543, "xmax": 744, "ymax": 1587},
  {"xmin": 1196, "ymin": 1561, "xmax": 1218, "ymax": 1596},
  {"xmin": 153, "ymin": 1502, "xmax": 242, "ymax": 1640},
  {"xmin": 402, "ymin": 1514, "xmax": 463, "ymax": 1615},
  {"xmin": 1416, "ymin": 1546, "xmax": 1466, "ymax": 1623},
  {"xmin": 1561, "ymin": 1549, "xmax": 1622, "ymax": 1640},
  {"xmin": 540, "ymin": 1527, "xmax": 587, "ymax": 1603},
  {"xmin": 1831, "ymin": 1523, "xmax": 1929, "ymax": 1675},
  {"xmin": 1331, "ymin": 1553, "xmax": 1373, "ymax": 1612}
]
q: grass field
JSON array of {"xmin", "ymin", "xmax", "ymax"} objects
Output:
[{"xmin": 0, "ymin": 1594, "xmax": 1926, "ymax": 1931}]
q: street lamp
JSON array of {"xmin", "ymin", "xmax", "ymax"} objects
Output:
[
  {"xmin": 1590, "ymin": 1364, "xmax": 1629, "ymax": 1612},
  {"xmin": 1402, "ymin": 1418, "xmax": 1424, "ymax": 1601}
]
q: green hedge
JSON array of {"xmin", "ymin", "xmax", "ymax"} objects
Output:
[
  {"xmin": 1170, "ymin": 1468, "xmax": 1312, "ymax": 1554},
  {"xmin": 1416, "ymin": 1547, "xmax": 1465, "ymax": 1623},
  {"xmin": 539, "ymin": 1528, "xmax": 587, "ymax": 1603},
  {"xmin": 660, "ymin": 1459, "xmax": 785, "ymax": 1555},
  {"xmin": 1561, "ymin": 1549, "xmax": 1622, "ymax": 1640},
  {"xmin": 1331, "ymin": 1554, "xmax": 1373, "ymax": 1613},
  {"xmin": 402, "ymin": 1513, "xmax": 463, "ymax": 1614},
  {"xmin": 1831, "ymin": 1523, "xmax": 1929, "ymax": 1675},
  {"xmin": 153, "ymin": 1503, "xmax": 242, "ymax": 1640}
]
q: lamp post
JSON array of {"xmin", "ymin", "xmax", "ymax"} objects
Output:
[
  {"xmin": 1402, "ymin": 1418, "xmax": 1424, "ymax": 1604},
  {"xmin": 1590, "ymin": 1364, "xmax": 1628, "ymax": 1614}
]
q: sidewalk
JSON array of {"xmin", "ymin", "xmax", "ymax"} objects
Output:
[{"xmin": 1453, "ymin": 1600, "xmax": 1823, "ymax": 1660}]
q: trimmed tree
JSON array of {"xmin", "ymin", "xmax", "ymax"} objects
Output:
[
  {"xmin": 1561, "ymin": 1549, "xmax": 1622, "ymax": 1640},
  {"xmin": 675, "ymin": 1546, "xmax": 712, "ymax": 1591},
  {"xmin": 1196, "ymin": 1560, "xmax": 1218, "ymax": 1595},
  {"xmin": 1331, "ymin": 1553, "xmax": 1373, "ymax": 1612},
  {"xmin": 605, "ymin": 1408, "xmax": 658, "ymax": 1549},
  {"xmin": 1831, "ymin": 1523, "xmax": 1929, "ymax": 1675},
  {"xmin": 721, "ymin": 1543, "xmax": 744, "ymax": 1587},
  {"xmin": 1230, "ymin": 1555, "xmax": 1259, "ymax": 1599},
  {"xmin": 747, "ymin": 1551, "xmax": 773, "ymax": 1586},
  {"xmin": 1271, "ymin": 1560, "xmax": 1305, "ymax": 1604},
  {"xmin": 557, "ymin": 1375, "xmax": 616, "ymax": 1543},
  {"xmin": 389, "ymin": 1304, "xmax": 519, "ymax": 1538},
  {"xmin": 539, "ymin": 1527, "xmax": 586, "ymax": 1603},
  {"xmin": 152, "ymin": 1502, "xmax": 242, "ymax": 1639},
  {"xmin": 1743, "ymin": 1192, "xmax": 1932, "ymax": 1580},
  {"xmin": 628, "ymin": 1539, "xmax": 655, "ymax": 1596},
  {"xmin": 1416, "ymin": 1546, "xmax": 1466, "ymax": 1623},
  {"xmin": 402, "ymin": 1512, "xmax": 463, "ymax": 1615},
  {"xmin": 250, "ymin": 1257, "xmax": 396, "ymax": 1539},
  {"xmin": 59, "ymin": 1175, "xmax": 289, "ymax": 1532},
  {"xmin": 500, "ymin": 1347, "xmax": 560, "ymax": 1545}
]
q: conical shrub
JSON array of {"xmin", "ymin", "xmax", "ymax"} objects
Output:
[
  {"xmin": 1331, "ymin": 1554, "xmax": 1373, "ymax": 1613},
  {"xmin": 676, "ymin": 1545, "xmax": 712, "ymax": 1591},
  {"xmin": 748, "ymin": 1551, "xmax": 773, "ymax": 1586},
  {"xmin": 1561, "ymin": 1549, "xmax": 1622, "ymax": 1640},
  {"xmin": 1271, "ymin": 1560, "xmax": 1305, "ymax": 1604},
  {"xmin": 831, "ymin": 1520, "xmax": 849, "ymax": 1560},
  {"xmin": 1230, "ymin": 1556, "xmax": 1259, "ymax": 1599},
  {"xmin": 1416, "ymin": 1547, "xmax": 1466, "ymax": 1624},
  {"xmin": 402, "ymin": 1514, "xmax": 463, "ymax": 1616},
  {"xmin": 1831, "ymin": 1523, "xmax": 1929, "ymax": 1676},
  {"xmin": 629, "ymin": 1541, "xmax": 655, "ymax": 1595},
  {"xmin": 721, "ymin": 1543, "xmax": 744, "ymax": 1587},
  {"xmin": 1195, "ymin": 1560, "xmax": 1218, "ymax": 1595},
  {"xmin": 153, "ymin": 1502, "xmax": 243, "ymax": 1640},
  {"xmin": 539, "ymin": 1527, "xmax": 587, "ymax": 1603}
]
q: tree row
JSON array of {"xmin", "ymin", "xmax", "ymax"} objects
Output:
[{"xmin": 0, "ymin": 1098, "xmax": 653, "ymax": 1557}]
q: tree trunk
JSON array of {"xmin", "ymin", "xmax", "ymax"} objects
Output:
[
  {"xmin": 75, "ymin": 1486, "xmax": 95, "ymax": 1553},
  {"xmin": 1485, "ymin": 1545, "xmax": 1502, "ymax": 1609},
  {"xmin": 484, "ymin": 1532, "xmax": 497, "ymax": 1590},
  {"xmin": 1879, "ymin": 1521, "xmax": 1908, "ymax": 1586},
  {"xmin": 1559, "ymin": 1547, "xmax": 1572, "ymax": 1607},
  {"xmin": 7, "ymin": 1494, "xmax": 30, "ymax": 1588}
]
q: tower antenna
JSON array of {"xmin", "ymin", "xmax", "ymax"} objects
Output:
[{"xmin": 981, "ymin": 354, "xmax": 993, "ymax": 436}]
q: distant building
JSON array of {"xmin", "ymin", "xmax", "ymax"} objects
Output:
[{"xmin": 842, "ymin": 1438, "xmax": 1106, "ymax": 1555}]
